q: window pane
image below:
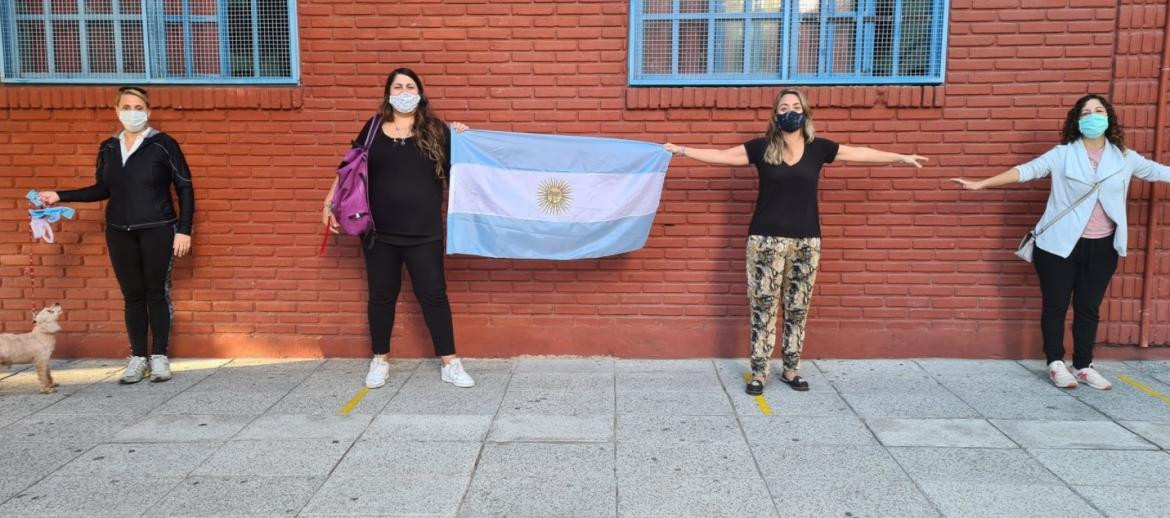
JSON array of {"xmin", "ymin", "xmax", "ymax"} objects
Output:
[
  {"xmin": 87, "ymin": 20, "xmax": 118, "ymax": 73},
  {"xmin": 714, "ymin": 19, "xmax": 744, "ymax": 74},
  {"xmin": 680, "ymin": 0, "xmax": 709, "ymax": 13},
  {"xmin": 750, "ymin": 19, "xmax": 781, "ymax": 74},
  {"xmin": 831, "ymin": 19, "xmax": 855, "ymax": 74},
  {"xmin": 835, "ymin": 0, "xmax": 856, "ymax": 12},
  {"xmin": 258, "ymin": 0, "xmax": 291, "ymax": 77},
  {"xmin": 121, "ymin": 20, "xmax": 146, "ymax": 74},
  {"xmin": 899, "ymin": 0, "xmax": 935, "ymax": 76},
  {"xmin": 192, "ymin": 0, "xmax": 217, "ymax": 16},
  {"xmin": 15, "ymin": 0, "xmax": 44, "ymax": 15},
  {"xmin": 679, "ymin": 20, "xmax": 707, "ymax": 74},
  {"xmin": 84, "ymin": 0, "xmax": 113, "ymax": 15},
  {"xmin": 50, "ymin": 0, "xmax": 78, "ymax": 14},
  {"xmin": 192, "ymin": 22, "xmax": 221, "ymax": 75},
  {"xmin": 796, "ymin": 17, "xmax": 819, "ymax": 74},
  {"xmin": 645, "ymin": 0, "xmax": 672, "ymax": 14},
  {"xmin": 716, "ymin": 0, "xmax": 746, "ymax": 14},
  {"xmin": 642, "ymin": 20, "xmax": 672, "ymax": 74},
  {"xmin": 751, "ymin": 0, "xmax": 781, "ymax": 13},
  {"xmin": 17, "ymin": 21, "xmax": 48, "ymax": 73},
  {"xmin": 165, "ymin": 21, "xmax": 186, "ymax": 75},
  {"xmin": 53, "ymin": 21, "xmax": 83, "ymax": 73}
]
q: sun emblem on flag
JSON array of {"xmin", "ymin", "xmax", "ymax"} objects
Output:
[{"xmin": 537, "ymin": 178, "xmax": 573, "ymax": 214}]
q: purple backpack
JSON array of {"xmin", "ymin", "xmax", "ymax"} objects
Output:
[{"xmin": 330, "ymin": 115, "xmax": 382, "ymax": 236}]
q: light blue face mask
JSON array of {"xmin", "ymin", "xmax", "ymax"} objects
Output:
[{"xmin": 1078, "ymin": 113, "xmax": 1109, "ymax": 139}]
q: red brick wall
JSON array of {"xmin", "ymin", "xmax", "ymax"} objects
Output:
[{"xmin": 2, "ymin": 0, "xmax": 1170, "ymax": 359}]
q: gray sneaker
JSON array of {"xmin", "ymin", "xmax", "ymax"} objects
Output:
[
  {"xmin": 120, "ymin": 356, "xmax": 150, "ymax": 384},
  {"xmin": 150, "ymin": 355, "xmax": 172, "ymax": 382}
]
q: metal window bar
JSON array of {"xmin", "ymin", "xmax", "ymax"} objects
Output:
[
  {"xmin": 0, "ymin": 0, "xmax": 297, "ymax": 83},
  {"xmin": 628, "ymin": 0, "xmax": 948, "ymax": 86}
]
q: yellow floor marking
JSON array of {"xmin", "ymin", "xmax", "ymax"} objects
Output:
[
  {"xmin": 340, "ymin": 387, "xmax": 370, "ymax": 416},
  {"xmin": 742, "ymin": 373, "xmax": 772, "ymax": 415},
  {"xmin": 1117, "ymin": 374, "xmax": 1170, "ymax": 405}
]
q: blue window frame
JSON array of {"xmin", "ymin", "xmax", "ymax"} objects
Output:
[
  {"xmin": 0, "ymin": 0, "xmax": 298, "ymax": 84},
  {"xmin": 629, "ymin": 0, "xmax": 948, "ymax": 86}
]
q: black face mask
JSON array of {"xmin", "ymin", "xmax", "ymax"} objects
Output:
[{"xmin": 774, "ymin": 111, "xmax": 804, "ymax": 133}]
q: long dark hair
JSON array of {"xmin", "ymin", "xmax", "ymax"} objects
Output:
[
  {"xmin": 1061, "ymin": 94, "xmax": 1126, "ymax": 152},
  {"xmin": 378, "ymin": 67, "xmax": 447, "ymax": 179}
]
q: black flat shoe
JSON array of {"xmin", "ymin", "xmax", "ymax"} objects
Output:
[
  {"xmin": 778, "ymin": 374, "xmax": 809, "ymax": 391},
  {"xmin": 745, "ymin": 379, "xmax": 764, "ymax": 395}
]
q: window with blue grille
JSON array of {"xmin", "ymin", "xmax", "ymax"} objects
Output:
[
  {"xmin": 629, "ymin": 0, "xmax": 947, "ymax": 86},
  {"xmin": 0, "ymin": 0, "xmax": 298, "ymax": 84}
]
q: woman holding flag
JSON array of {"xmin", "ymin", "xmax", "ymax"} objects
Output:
[
  {"xmin": 322, "ymin": 68, "xmax": 473, "ymax": 390},
  {"xmin": 664, "ymin": 90, "xmax": 927, "ymax": 395}
]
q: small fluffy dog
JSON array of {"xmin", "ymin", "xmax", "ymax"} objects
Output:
[{"xmin": 0, "ymin": 304, "xmax": 62, "ymax": 393}]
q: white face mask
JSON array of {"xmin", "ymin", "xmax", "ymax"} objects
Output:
[
  {"xmin": 118, "ymin": 110, "xmax": 149, "ymax": 133},
  {"xmin": 388, "ymin": 92, "xmax": 421, "ymax": 114}
]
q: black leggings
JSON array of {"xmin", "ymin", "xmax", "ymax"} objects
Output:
[
  {"xmin": 106, "ymin": 225, "xmax": 175, "ymax": 357},
  {"xmin": 363, "ymin": 238, "xmax": 455, "ymax": 356},
  {"xmin": 1033, "ymin": 236, "xmax": 1118, "ymax": 369}
]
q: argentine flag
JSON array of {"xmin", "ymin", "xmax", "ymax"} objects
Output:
[{"xmin": 447, "ymin": 130, "xmax": 672, "ymax": 259}]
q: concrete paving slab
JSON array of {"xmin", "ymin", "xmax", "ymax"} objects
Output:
[
  {"xmin": 192, "ymin": 439, "xmax": 349, "ymax": 476},
  {"xmin": 112, "ymin": 414, "xmax": 255, "ymax": 442},
  {"xmin": 740, "ymin": 415, "xmax": 878, "ymax": 446},
  {"xmin": 888, "ymin": 446, "xmax": 1062, "ymax": 485},
  {"xmin": 331, "ymin": 440, "xmax": 480, "ymax": 477},
  {"xmin": 513, "ymin": 356, "xmax": 614, "ymax": 373},
  {"xmin": 616, "ymin": 415, "xmax": 743, "ymax": 444},
  {"xmin": 1075, "ymin": 485, "xmax": 1170, "ymax": 518},
  {"xmin": 917, "ymin": 481, "xmax": 1101, "ymax": 518},
  {"xmin": 840, "ymin": 391, "xmax": 980, "ymax": 418},
  {"xmin": 265, "ymin": 375, "xmax": 398, "ymax": 415},
  {"xmin": 498, "ymin": 390, "xmax": 614, "ymax": 416},
  {"xmin": 1120, "ymin": 420, "xmax": 1170, "ymax": 449},
  {"xmin": 867, "ymin": 418, "xmax": 1017, "ymax": 448},
  {"xmin": 615, "ymin": 359, "xmax": 714, "ymax": 373},
  {"xmin": 56, "ymin": 442, "xmax": 219, "ymax": 478},
  {"xmin": 751, "ymin": 444, "xmax": 907, "ymax": 483},
  {"xmin": 616, "ymin": 370, "xmax": 724, "ymax": 393},
  {"xmin": 303, "ymin": 474, "xmax": 468, "ymax": 517},
  {"xmin": 617, "ymin": 441, "xmax": 755, "ymax": 479},
  {"xmin": 1030, "ymin": 449, "xmax": 1170, "ymax": 486},
  {"xmin": 0, "ymin": 476, "xmax": 39, "ymax": 503},
  {"xmin": 151, "ymin": 390, "xmax": 287, "ymax": 415},
  {"xmin": 764, "ymin": 478, "xmax": 939, "ymax": 518},
  {"xmin": 234, "ymin": 414, "xmax": 373, "ymax": 441},
  {"xmin": 991, "ymin": 419, "xmax": 1157, "ymax": 450},
  {"xmin": 957, "ymin": 393, "xmax": 1109, "ymax": 421},
  {"xmin": 729, "ymin": 391, "xmax": 855, "ymax": 417},
  {"xmin": 619, "ymin": 474, "xmax": 776, "ymax": 517},
  {"xmin": 151, "ymin": 475, "xmax": 322, "ymax": 517},
  {"xmin": 617, "ymin": 391, "xmax": 735, "ymax": 415},
  {"xmin": 487, "ymin": 414, "xmax": 613, "ymax": 442},
  {"xmin": 0, "ymin": 441, "xmax": 91, "ymax": 479},
  {"xmin": 506, "ymin": 372, "xmax": 614, "ymax": 393},
  {"xmin": 0, "ymin": 414, "xmax": 140, "ymax": 443},
  {"xmin": 33, "ymin": 392, "xmax": 175, "ymax": 416},
  {"xmin": 713, "ymin": 359, "xmax": 836, "ymax": 394},
  {"xmin": 381, "ymin": 383, "xmax": 507, "ymax": 416},
  {"xmin": 474, "ymin": 442, "xmax": 613, "ymax": 479},
  {"xmin": 361, "ymin": 414, "xmax": 492, "ymax": 442},
  {"xmin": 0, "ymin": 474, "xmax": 182, "ymax": 517}
]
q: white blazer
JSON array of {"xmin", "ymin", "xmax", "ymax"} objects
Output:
[{"xmin": 1016, "ymin": 139, "xmax": 1170, "ymax": 258}]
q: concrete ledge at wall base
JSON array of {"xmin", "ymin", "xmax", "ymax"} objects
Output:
[
  {"xmin": 0, "ymin": 86, "xmax": 304, "ymax": 111},
  {"xmin": 625, "ymin": 85, "xmax": 945, "ymax": 110},
  {"xmin": 44, "ymin": 317, "xmax": 1170, "ymax": 360}
]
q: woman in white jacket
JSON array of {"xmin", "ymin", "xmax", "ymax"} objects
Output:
[{"xmin": 952, "ymin": 94, "xmax": 1170, "ymax": 390}]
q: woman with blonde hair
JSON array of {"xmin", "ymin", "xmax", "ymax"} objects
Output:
[
  {"xmin": 38, "ymin": 86, "xmax": 194, "ymax": 384},
  {"xmin": 664, "ymin": 90, "xmax": 926, "ymax": 394}
]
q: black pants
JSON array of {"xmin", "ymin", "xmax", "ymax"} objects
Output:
[
  {"xmin": 363, "ymin": 238, "xmax": 455, "ymax": 356},
  {"xmin": 1033, "ymin": 236, "xmax": 1118, "ymax": 369},
  {"xmin": 106, "ymin": 225, "xmax": 175, "ymax": 357}
]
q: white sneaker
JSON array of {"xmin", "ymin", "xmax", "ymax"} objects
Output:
[
  {"xmin": 149, "ymin": 355, "xmax": 172, "ymax": 382},
  {"xmin": 120, "ymin": 356, "xmax": 150, "ymax": 384},
  {"xmin": 1048, "ymin": 361, "xmax": 1078, "ymax": 389},
  {"xmin": 1073, "ymin": 365, "xmax": 1113, "ymax": 390},
  {"xmin": 365, "ymin": 357, "xmax": 390, "ymax": 389},
  {"xmin": 440, "ymin": 359, "xmax": 475, "ymax": 388}
]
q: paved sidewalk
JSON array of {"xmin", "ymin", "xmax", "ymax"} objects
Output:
[{"xmin": 0, "ymin": 357, "xmax": 1169, "ymax": 517}]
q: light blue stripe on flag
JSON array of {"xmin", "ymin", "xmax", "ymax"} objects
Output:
[
  {"xmin": 447, "ymin": 213, "xmax": 658, "ymax": 260},
  {"xmin": 447, "ymin": 130, "xmax": 672, "ymax": 259}
]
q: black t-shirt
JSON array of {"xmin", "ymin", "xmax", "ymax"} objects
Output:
[
  {"xmin": 744, "ymin": 136, "xmax": 839, "ymax": 238},
  {"xmin": 353, "ymin": 118, "xmax": 451, "ymax": 243}
]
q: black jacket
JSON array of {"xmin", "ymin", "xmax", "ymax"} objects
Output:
[{"xmin": 59, "ymin": 131, "xmax": 195, "ymax": 234}]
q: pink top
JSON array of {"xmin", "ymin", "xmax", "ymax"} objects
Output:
[{"xmin": 1082, "ymin": 146, "xmax": 1116, "ymax": 238}]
